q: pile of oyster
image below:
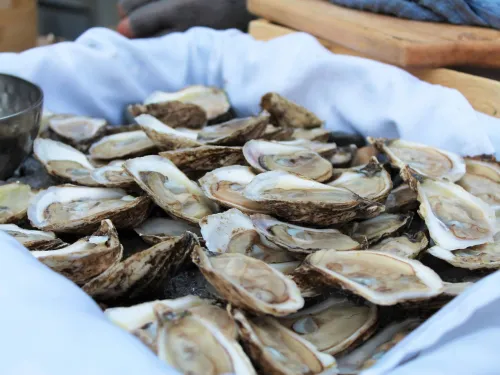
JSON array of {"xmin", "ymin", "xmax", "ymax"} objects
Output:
[{"xmin": 1, "ymin": 85, "xmax": 499, "ymax": 375}]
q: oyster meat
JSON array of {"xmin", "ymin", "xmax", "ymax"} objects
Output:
[
  {"xmin": 157, "ymin": 310, "xmax": 256, "ymax": 375},
  {"xmin": 370, "ymin": 138, "xmax": 466, "ymax": 182},
  {"xmin": 32, "ymin": 220, "xmax": 123, "ymax": 285},
  {"xmin": 261, "ymin": 92, "xmax": 323, "ymax": 129},
  {"xmin": 251, "ymin": 214, "xmax": 360, "ymax": 253},
  {"xmin": 233, "ymin": 310, "xmax": 337, "ymax": 375},
  {"xmin": 328, "ymin": 157, "xmax": 392, "ymax": 202},
  {"xmin": 128, "ymin": 100, "xmax": 207, "ymax": 129},
  {"xmin": 457, "ymin": 156, "xmax": 500, "ymax": 210},
  {"xmin": 144, "ymin": 85, "xmax": 232, "ymax": 123},
  {"xmin": 89, "ymin": 130, "xmax": 157, "ymax": 160},
  {"xmin": 48, "ymin": 114, "xmax": 106, "ymax": 146},
  {"xmin": 28, "ymin": 185, "xmax": 151, "ymax": 234},
  {"xmin": 370, "ymin": 232, "xmax": 428, "ymax": 258},
  {"xmin": 192, "ymin": 247, "xmax": 304, "ymax": 316},
  {"xmin": 279, "ymin": 297, "xmax": 378, "ymax": 355},
  {"xmin": 125, "ymin": 155, "xmax": 216, "ymax": 224},
  {"xmin": 134, "ymin": 217, "xmax": 201, "ymax": 245},
  {"xmin": 243, "ymin": 140, "xmax": 333, "ymax": 182},
  {"xmin": 348, "ymin": 213, "xmax": 412, "ymax": 246},
  {"xmin": 199, "ymin": 165, "xmax": 267, "ymax": 214},
  {"xmin": 294, "ymin": 250, "xmax": 443, "ymax": 305},
  {"xmin": 0, "ymin": 182, "xmax": 33, "ymax": 224},
  {"xmin": 0, "ymin": 224, "xmax": 66, "ymax": 250},
  {"xmin": 243, "ymin": 171, "xmax": 384, "ymax": 226}
]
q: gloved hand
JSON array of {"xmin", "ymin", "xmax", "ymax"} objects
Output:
[{"xmin": 117, "ymin": 0, "xmax": 254, "ymax": 38}]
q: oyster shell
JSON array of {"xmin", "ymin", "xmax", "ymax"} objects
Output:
[
  {"xmin": 352, "ymin": 145, "xmax": 377, "ymax": 167},
  {"xmin": 262, "ymin": 124, "xmax": 294, "ymax": 141},
  {"xmin": 48, "ymin": 114, "xmax": 106, "ymax": 146},
  {"xmin": 199, "ymin": 165, "xmax": 268, "ymax": 214},
  {"xmin": 384, "ymin": 183, "xmax": 418, "ymax": 213},
  {"xmin": 0, "ymin": 224, "xmax": 67, "ymax": 250},
  {"xmin": 233, "ymin": 310, "xmax": 337, "ymax": 375},
  {"xmin": 370, "ymin": 232, "xmax": 428, "ymax": 258},
  {"xmin": 328, "ymin": 157, "xmax": 392, "ymax": 202},
  {"xmin": 144, "ymin": 85, "xmax": 232, "ymax": 123},
  {"xmin": 428, "ymin": 232, "xmax": 500, "ymax": 270},
  {"xmin": 278, "ymin": 140, "xmax": 337, "ymax": 158},
  {"xmin": 200, "ymin": 209, "xmax": 296, "ymax": 263},
  {"xmin": 329, "ymin": 145, "xmax": 357, "ymax": 168},
  {"xmin": 348, "ymin": 213, "xmax": 412, "ymax": 246},
  {"xmin": 128, "ymin": 101, "xmax": 207, "ymax": 129},
  {"xmin": 370, "ymin": 138, "xmax": 466, "ymax": 182},
  {"xmin": 292, "ymin": 128, "xmax": 330, "ymax": 142},
  {"xmin": 261, "ymin": 92, "xmax": 323, "ymax": 129},
  {"xmin": 160, "ymin": 146, "xmax": 244, "ymax": 176},
  {"xmin": 457, "ymin": 155, "xmax": 500, "ymax": 210},
  {"xmin": 28, "ymin": 185, "xmax": 151, "ymax": 234},
  {"xmin": 32, "ymin": 220, "xmax": 122, "ymax": 285},
  {"xmin": 83, "ymin": 231, "xmax": 197, "ymax": 301},
  {"xmin": 243, "ymin": 140, "xmax": 333, "ymax": 182},
  {"xmin": 269, "ymin": 261, "xmax": 303, "ymax": 274},
  {"xmin": 134, "ymin": 217, "xmax": 201, "ymax": 245},
  {"xmin": 410, "ymin": 173, "xmax": 496, "ymax": 250},
  {"xmin": 0, "ymin": 182, "xmax": 33, "ymax": 224},
  {"xmin": 278, "ymin": 297, "xmax": 378, "ymax": 355},
  {"xmin": 192, "ymin": 247, "xmax": 304, "ymax": 316},
  {"xmin": 90, "ymin": 161, "xmax": 136, "ymax": 188},
  {"xmin": 294, "ymin": 250, "xmax": 443, "ymax": 305},
  {"xmin": 156, "ymin": 310, "xmax": 256, "ymax": 375},
  {"xmin": 125, "ymin": 155, "xmax": 216, "ymax": 224},
  {"xmin": 196, "ymin": 115, "xmax": 268, "ymax": 146},
  {"xmin": 243, "ymin": 171, "xmax": 384, "ymax": 226},
  {"xmin": 34, "ymin": 138, "xmax": 97, "ymax": 186},
  {"xmin": 89, "ymin": 130, "xmax": 157, "ymax": 160},
  {"xmin": 251, "ymin": 214, "xmax": 361, "ymax": 253}
]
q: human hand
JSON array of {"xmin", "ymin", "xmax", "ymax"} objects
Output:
[{"xmin": 117, "ymin": 0, "xmax": 254, "ymax": 38}]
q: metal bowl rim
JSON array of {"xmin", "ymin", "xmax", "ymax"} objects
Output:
[{"xmin": 0, "ymin": 73, "xmax": 44, "ymax": 122}]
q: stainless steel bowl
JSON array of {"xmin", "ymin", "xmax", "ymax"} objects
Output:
[{"xmin": 0, "ymin": 74, "xmax": 43, "ymax": 180}]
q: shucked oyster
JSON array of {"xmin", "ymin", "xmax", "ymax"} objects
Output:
[
  {"xmin": 192, "ymin": 246, "xmax": 304, "ymax": 316},
  {"xmin": 0, "ymin": 224, "xmax": 66, "ymax": 250},
  {"xmin": 457, "ymin": 155, "xmax": 500, "ymax": 210},
  {"xmin": 32, "ymin": 220, "xmax": 122, "ymax": 285},
  {"xmin": 0, "ymin": 182, "xmax": 33, "ymax": 224},
  {"xmin": 144, "ymin": 85, "xmax": 232, "ymax": 123},
  {"xmin": 34, "ymin": 138, "xmax": 97, "ymax": 186},
  {"xmin": 157, "ymin": 310, "xmax": 256, "ymax": 375},
  {"xmin": 89, "ymin": 130, "xmax": 157, "ymax": 160},
  {"xmin": 125, "ymin": 155, "xmax": 216, "ymax": 224},
  {"xmin": 28, "ymin": 185, "xmax": 151, "ymax": 234},
  {"xmin": 348, "ymin": 213, "xmax": 412, "ymax": 246},
  {"xmin": 293, "ymin": 250, "xmax": 443, "ymax": 305},
  {"xmin": 370, "ymin": 138, "xmax": 466, "ymax": 182},
  {"xmin": 328, "ymin": 157, "xmax": 392, "ymax": 202},
  {"xmin": 199, "ymin": 165, "xmax": 268, "ymax": 214},
  {"xmin": 83, "ymin": 231, "xmax": 197, "ymax": 301},
  {"xmin": 134, "ymin": 217, "xmax": 201, "ymax": 245},
  {"xmin": 407, "ymin": 171, "xmax": 496, "ymax": 250},
  {"xmin": 196, "ymin": 115, "xmax": 269, "ymax": 146},
  {"xmin": 370, "ymin": 232, "xmax": 428, "ymax": 258},
  {"xmin": 128, "ymin": 101, "xmax": 207, "ymax": 129},
  {"xmin": 251, "ymin": 214, "xmax": 360, "ymax": 253},
  {"xmin": 278, "ymin": 297, "xmax": 378, "ymax": 355},
  {"xmin": 200, "ymin": 209, "xmax": 296, "ymax": 263},
  {"xmin": 261, "ymin": 92, "xmax": 323, "ymax": 129},
  {"xmin": 243, "ymin": 171, "xmax": 384, "ymax": 226},
  {"xmin": 233, "ymin": 310, "xmax": 337, "ymax": 375},
  {"xmin": 243, "ymin": 140, "xmax": 333, "ymax": 182},
  {"xmin": 90, "ymin": 161, "xmax": 136, "ymax": 188},
  {"xmin": 48, "ymin": 114, "xmax": 106, "ymax": 147}
]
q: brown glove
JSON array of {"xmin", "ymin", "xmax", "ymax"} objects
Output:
[{"xmin": 117, "ymin": 0, "xmax": 254, "ymax": 38}]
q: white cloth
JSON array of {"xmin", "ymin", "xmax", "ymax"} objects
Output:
[{"xmin": 0, "ymin": 27, "xmax": 499, "ymax": 375}]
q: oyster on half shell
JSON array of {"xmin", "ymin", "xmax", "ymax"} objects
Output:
[
  {"xmin": 243, "ymin": 171, "xmax": 384, "ymax": 226},
  {"xmin": 199, "ymin": 165, "xmax": 268, "ymax": 214},
  {"xmin": 32, "ymin": 219, "xmax": 123, "ymax": 285},
  {"xmin": 192, "ymin": 246, "xmax": 304, "ymax": 316},
  {"xmin": 28, "ymin": 185, "xmax": 151, "ymax": 234},
  {"xmin": 125, "ymin": 155, "xmax": 216, "ymax": 224},
  {"xmin": 233, "ymin": 310, "xmax": 337, "ymax": 375},
  {"xmin": 261, "ymin": 92, "xmax": 323, "ymax": 129},
  {"xmin": 292, "ymin": 128, "xmax": 330, "ymax": 143},
  {"xmin": 0, "ymin": 182, "xmax": 33, "ymax": 224},
  {"xmin": 89, "ymin": 130, "xmax": 157, "ymax": 160},
  {"xmin": 243, "ymin": 140, "xmax": 333, "ymax": 182},
  {"xmin": 329, "ymin": 145, "xmax": 358, "ymax": 168},
  {"xmin": 385, "ymin": 183, "xmax": 418, "ymax": 213},
  {"xmin": 251, "ymin": 214, "xmax": 360, "ymax": 253},
  {"xmin": 348, "ymin": 213, "xmax": 412, "ymax": 246},
  {"xmin": 0, "ymin": 224, "xmax": 67, "ymax": 250},
  {"xmin": 278, "ymin": 297, "xmax": 378, "ymax": 355},
  {"xmin": 294, "ymin": 250, "xmax": 443, "ymax": 305},
  {"xmin": 128, "ymin": 100, "xmax": 207, "ymax": 129},
  {"xmin": 134, "ymin": 217, "xmax": 201, "ymax": 245},
  {"xmin": 48, "ymin": 114, "xmax": 107, "ymax": 147},
  {"xmin": 370, "ymin": 232, "xmax": 428, "ymax": 258},
  {"xmin": 90, "ymin": 161, "xmax": 136, "ymax": 188},
  {"xmin": 196, "ymin": 115, "xmax": 269, "ymax": 146},
  {"xmin": 370, "ymin": 138, "xmax": 466, "ymax": 182}
]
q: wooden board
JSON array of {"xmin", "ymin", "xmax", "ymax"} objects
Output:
[
  {"xmin": 249, "ymin": 19, "xmax": 500, "ymax": 118},
  {"xmin": 247, "ymin": 0, "xmax": 500, "ymax": 68}
]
